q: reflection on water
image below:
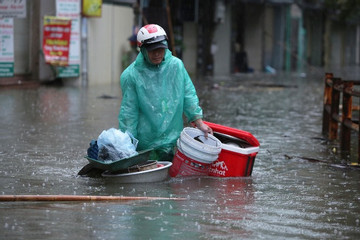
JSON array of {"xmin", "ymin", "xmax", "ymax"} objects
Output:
[{"xmin": 1, "ymin": 72, "xmax": 360, "ymax": 239}]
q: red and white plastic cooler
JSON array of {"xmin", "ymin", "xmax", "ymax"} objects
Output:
[
  {"xmin": 204, "ymin": 121, "xmax": 260, "ymax": 177},
  {"xmin": 169, "ymin": 127, "xmax": 222, "ymax": 177}
]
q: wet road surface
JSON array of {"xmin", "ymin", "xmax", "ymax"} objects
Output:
[{"xmin": 1, "ymin": 71, "xmax": 360, "ymax": 239}]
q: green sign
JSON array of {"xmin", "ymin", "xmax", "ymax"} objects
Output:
[
  {"xmin": 56, "ymin": 64, "xmax": 80, "ymax": 78},
  {"xmin": 0, "ymin": 62, "xmax": 14, "ymax": 77},
  {"xmin": 0, "ymin": 18, "xmax": 14, "ymax": 77}
]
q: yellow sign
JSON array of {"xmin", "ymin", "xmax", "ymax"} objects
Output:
[{"xmin": 82, "ymin": 0, "xmax": 102, "ymax": 17}]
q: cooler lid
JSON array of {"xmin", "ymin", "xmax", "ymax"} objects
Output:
[
  {"xmin": 222, "ymin": 143, "xmax": 259, "ymax": 154},
  {"xmin": 204, "ymin": 121, "xmax": 260, "ymax": 147}
]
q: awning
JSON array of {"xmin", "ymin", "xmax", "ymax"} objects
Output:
[{"xmin": 103, "ymin": 0, "xmax": 136, "ymax": 6}]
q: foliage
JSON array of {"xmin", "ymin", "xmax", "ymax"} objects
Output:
[{"xmin": 324, "ymin": 0, "xmax": 360, "ymax": 23}]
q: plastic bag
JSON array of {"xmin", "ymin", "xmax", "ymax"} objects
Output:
[
  {"xmin": 97, "ymin": 128, "xmax": 138, "ymax": 162},
  {"xmin": 87, "ymin": 139, "xmax": 99, "ymax": 159}
]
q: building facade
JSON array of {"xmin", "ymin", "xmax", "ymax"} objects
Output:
[
  {"xmin": 0, "ymin": 0, "xmax": 134, "ymax": 86},
  {"xmin": 1, "ymin": 0, "xmax": 360, "ymax": 86}
]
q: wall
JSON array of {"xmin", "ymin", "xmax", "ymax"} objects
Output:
[
  {"xmin": 244, "ymin": 5, "xmax": 263, "ymax": 72},
  {"xmin": 87, "ymin": 3, "xmax": 133, "ymax": 86},
  {"xmin": 263, "ymin": 6, "xmax": 274, "ymax": 68},
  {"xmin": 182, "ymin": 22, "xmax": 197, "ymax": 76},
  {"xmin": 344, "ymin": 25, "xmax": 357, "ymax": 66},
  {"xmin": 305, "ymin": 11, "xmax": 323, "ymax": 67},
  {"xmin": 213, "ymin": 5, "xmax": 231, "ymax": 76},
  {"xmin": 329, "ymin": 23, "xmax": 343, "ymax": 68},
  {"xmin": 14, "ymin": 12, "xmax": 30, "ymax": 74},
  {"xmin": 37, "ymin": 0, "xmax": 57, "ymax": 82},
  {"xmin": 272, "ymin": 6, "xmax": 286, "ymax": 71}
]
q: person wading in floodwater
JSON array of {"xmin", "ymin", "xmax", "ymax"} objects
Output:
[{"xmin": 118, "ymin": 24, "xmax": 212, "ymax": 161}]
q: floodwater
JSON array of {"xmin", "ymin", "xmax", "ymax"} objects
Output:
[{"xmin": 1, "ymin": 71, "xmax": 360, "ymax": 239}]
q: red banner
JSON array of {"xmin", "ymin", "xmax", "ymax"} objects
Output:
[{"xmin": 42, "ymin": 16, "xmax": 71, "ymax": 66}]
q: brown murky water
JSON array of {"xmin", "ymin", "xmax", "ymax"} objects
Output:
[{"xmin": 1, "ymin": 72, "xmax": 360, "ymax": 239}]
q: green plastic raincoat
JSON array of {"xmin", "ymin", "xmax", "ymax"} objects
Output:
[{"xmin": 118, "ymin": 49, "xmax": 203, "ymax": 154}]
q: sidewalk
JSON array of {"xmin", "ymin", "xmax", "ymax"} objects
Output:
[{"xmin": 0, "ymin": 75, "xmax": 40, "ymax": 88}]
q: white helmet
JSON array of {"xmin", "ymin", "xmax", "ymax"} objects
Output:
[{"xmin": 137, "ymin": 24, "xmax": 168, "ymax": 48}]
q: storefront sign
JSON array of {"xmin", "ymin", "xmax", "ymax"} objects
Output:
[
  {"xmin": 0, "ymin": 0, "xmax": 26, "ymax": 18},
  {"xmin": 42, "ymin": 16, "xmax": 71, "ymax": 66},
  {"xmin": 56, "ymin": 64, "xmax": 79, "ymax": 77},
  {"xmin": 82, "ymin": 0, "xmax": 102, "ymax": 17},
  {"xmin": 56, "ymin": 0, "xmax": 81, "ymax": 77},
  {"xmin": 0, "ymin": 18, "xmax": 14, "ymax": 77}
]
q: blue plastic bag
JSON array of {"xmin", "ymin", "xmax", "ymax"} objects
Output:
[
  {"xmin": 97, "ymin": 128, "xmax": 138, "ymax": 162},
  {"xmin": 87, "ymin": 140, "xmax": 99, "ymax": 159}
]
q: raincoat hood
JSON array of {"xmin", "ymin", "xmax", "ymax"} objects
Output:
[{"xmin": 139, "ymin": 40, "xmax": 168, "ymax": 67}]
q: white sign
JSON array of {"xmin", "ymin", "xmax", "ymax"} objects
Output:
[
  {"xmin": 56, "ymin": 0, "xmax": 81, "ymax": 77},
  {"xmin": 0, "ymin": 0, "xmax": 26, "ymax": 18},
  {"xmin": 0, "ymin": 18, "xmax": 14, "ymax": 77},
  {"xmin": 57, "ymin": 0, "xmax": 81, "ymax": 19}
]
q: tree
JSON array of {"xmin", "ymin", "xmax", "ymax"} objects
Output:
[{"xmin": 324, "ymin": 0, "xmax": 360, "ymax": 24}]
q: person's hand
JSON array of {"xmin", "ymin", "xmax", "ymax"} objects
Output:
[{"xmin": 193, "ymin": 119, "xmax": 213, "ymax": 138}]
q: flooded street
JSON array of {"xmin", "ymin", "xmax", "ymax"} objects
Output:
[{"xmin": 1, "ymin": 71, "xmax": 360, "ymax": 239}]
